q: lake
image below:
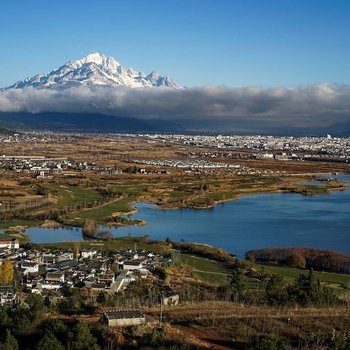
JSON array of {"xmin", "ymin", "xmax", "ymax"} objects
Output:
[{"xmin": 26, "ymin": 175, "xmax": 350, "ymax": 258}]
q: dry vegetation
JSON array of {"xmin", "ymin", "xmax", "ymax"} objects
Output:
[
  {"xmin": 147, "ymin": 301, "xmax": 350, "ymax": 349},
  {"xmin": 0, "ymin": 134, "xmax": 347, "ymax": 229},
  {"xmin": 0, "ymin": 174, "xmax": 344, "ymax": 229},
  {"xmin": 1, "ymin": 134, "xmax": 350, "ymax": 348}
]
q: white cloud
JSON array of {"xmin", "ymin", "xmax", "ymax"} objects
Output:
[{"xmin": 0, "ymin": 84, "xmax": 350, "ymax": 128}]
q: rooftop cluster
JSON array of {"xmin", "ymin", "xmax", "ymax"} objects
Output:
[{"xmin": 0, "ymin": 242, "xmax": 172, "ymax": 306}]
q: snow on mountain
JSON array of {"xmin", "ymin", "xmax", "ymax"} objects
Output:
[{"xmin": 5, "ymin": 53, "xmax": 184, "ymax": 90}]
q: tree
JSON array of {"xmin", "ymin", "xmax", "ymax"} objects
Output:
[
  {"xmin": 37, "ymin": 332, "xmax": 64, "ymax": 350},
  {"xmin": 248, "ymin": 334, "xmax": 286, "ymax": 350},
  {"xmin": 287, "ymin": 272, "xmax": 315, "ymax": 306},
  {"xmin": 4, "ymin": 330, "xmax": 18, "ymax": 350},
  {"xmin": 0, "ymin": 307, "xmax": 11, "ymax": 330},
  {"xmin": 96, "ymin": 291, "xmax": 106, "ymax": 304},
  {"xmin": 25, "ymin": 294, "xmax": 44, "ymax": 319},
  {"xmin": 308, "ymin": 268, "xmax": 314, "ymax": 282},
  {"xmin": 73, "ymin": 243, "xmax": 80, "ymax": 261},
  {"xmin": 70, "ymin": 323, "xmax": 99, "ymax": 350},
  {"xmin": 97, "ymin": 230, "xmax": 112, "ymax": 240},
  {"xmin": 82, "ymin": 219, "xmax": 99, "ymax": 238},
  {"xmin": 58, "ymin": 288, "xmax": 82, "ymax": 314},
  {"xmin": 265, "ymin": 274, "xmax": 288, "ymax": 306},
  {"xmin": 285, "ymin": 254, "xmax": 307, "ymax": 269},
  {"xmin": 44, "ymin": 295, "xmax": 51, "ymax": 308},
  {"xmin": 146, "ymin": 327, "xmax": 166, "ymax": 347},
  {"xmin": 228, "ymin": 268, "xmax": 245, "ymax": 301},
  {"xmin": 45, "ymin": 319, "xmax": 68, "ymax": 342},
  {"xmin": 287, "ymin": 269, "xmax": 338, "ymax": 306},
  {"xmin": 0, "ymin": 260, "xmax": 14, "ymax": 285},
  {"xmin": 9, "ymin": 305, "xmax": 31, "ymax": 336}
]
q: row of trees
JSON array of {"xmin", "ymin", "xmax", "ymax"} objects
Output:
[{"xmin": 246, "ymin": 247, "xmax": 350, "ymax": 274}]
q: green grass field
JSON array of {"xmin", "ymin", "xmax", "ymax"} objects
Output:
[
  {"xmin": 66, "ymin": 197, "xmax": 134, "ymax": 225},
  {"xmin": 43, "ymin": 183, "xmax": 100, "ymax": 208},
  {"xmin": 175, "ymin": 253, "xmax": 350, "ymax": 289},
  {"xmin": 180, "ymin": 253, "xmax": 232, "ymax": 285},
  {"xmin": 112, "ymin": 183, "xmax": 150, "ymax": 196},
  {"xmin": 296, "ymin": 184, "xmax": 329, "ymax": 195},
  {"xmin": 248, "ymin": 262, "xmax": 350, "ymax": 289},
  {"xmin": 0, "ymin": 219, "xmax": 42, "ymax": 230}
]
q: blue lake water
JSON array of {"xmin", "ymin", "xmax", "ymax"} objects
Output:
[{"xmin": 26, "ymin": 175, "xmax": 350, "ymax": 258}]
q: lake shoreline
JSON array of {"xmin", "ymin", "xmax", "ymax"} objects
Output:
[
  {"xmin": 1, "ymin": 174, "xmax": 347, "ymax": 233},
  {"xmin": 120, "ymin": 175, "xmax": 347, "ymax": 216}
]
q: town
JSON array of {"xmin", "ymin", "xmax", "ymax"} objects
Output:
[
  {"xmin": 139, "ymin": 133, "xmax": 350, "ymax": 162},
  {"xmin": 0, "ymin": 238, "xmax": 177, "ymax": 311}
]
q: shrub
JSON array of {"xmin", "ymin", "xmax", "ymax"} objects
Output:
[
  {"xmin": 285, "ymin": 254, "xmax": 307, "ymax": 269},
  {"xmin": 248, "ymin": 334, "xmax": 286, "ymax": 350}
]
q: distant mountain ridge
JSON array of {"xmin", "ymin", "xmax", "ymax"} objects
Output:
[
  {"xmin": 4, "ymin": 53, "xmax": 183, "ymax": 90},
  {"xmin": 0, "ymin": 111, "xmax": 348, "ymax": 136},
  {"xmin": 0, "ymin": 112, "xmax": 182, "ymax": 133}
]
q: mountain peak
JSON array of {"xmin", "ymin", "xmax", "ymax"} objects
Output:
[
  {"xmin": 149, "ymin": 70, "xmax": 160, "ymax": 78},
  {"xmin": 5, "ymin": 53, "xmax": 184, "ymax": 90},
  {"xmin": 84, "ymin": 52, "xmax": 108, "ymax": 61},
  {"xmin": 73, "ymin": 52, "xmax": 119, "ymax": 66}
]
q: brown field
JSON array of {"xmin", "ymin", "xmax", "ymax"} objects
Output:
[
  {"xmin": 1, "ymin": 134, "xmax": 349, "ymax": 173},
  {"xmin": 145, "ymin": 301, "xmax": 350, "ymax": 349},
  {"xmin": 0, "ymin": 134, "xmax": 348, "ymax": 229}
]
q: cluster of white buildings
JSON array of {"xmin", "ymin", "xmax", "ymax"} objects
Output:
[
  {"xmin": 0, "ymin": 131, "xmax": 67, "ymax": 143},
  {"xmin": 0, "ymin": 241, "xmax": 172, "ymax": 305},
  {"xmin": 133, "ymin": 158, "xmax": 239, "ymax": 169},
  {"xmin": 0, "ymin": 155, "xmax": 124, "ymax": 178},
  {"xmin": 136, "ymin": 134, "xmax": 350, "ymax": 162}
]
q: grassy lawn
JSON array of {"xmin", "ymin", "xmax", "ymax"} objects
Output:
[
  {"xmin": 166, "ymin": 190, "xmax": 189, "ymax": 203},
  {"xmin": 180, "ymin": 253, "xmax": 232, "ymax": 285},
  {"xmin": 63, "ymin": 182, "xmax": 153, "ymax": 225},
  {"xmin": 296, "ymin": 184, "xmax": 329, "ymax": 195},
  {"xmin": 66, "ymin": 197, "xmax": 134, "ymax": 225},
  {"xmin": 113, "ymin": 183, "xmax": 150, "ymax": 196},
  {"xmin": 43, "ymin": 183, "xmax": 100, "ymax": 208},
  {"xmin": 194, "ymin": 270, "xmax": 229, "ymax": 285},
  {"xmin": 248, "ymin": 262, "xmax": 350, "ymax": 289},
  {"xmin": 0, "ymin": 219, "xmax": 42, "ymax": 230},
  {"xmin": 178, "ymin": 254, "xmax": 350, "ymax": 289}
]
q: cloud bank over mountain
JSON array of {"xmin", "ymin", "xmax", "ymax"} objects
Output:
[
  {"xmin": 1, "ymin": 84, "xmax": 350, "ymax": 128},
  {"xmin": 1, "ymin": 53, "xmax": 349, "ymax": 132}
]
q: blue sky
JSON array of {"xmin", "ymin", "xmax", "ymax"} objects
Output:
[{"xmin": 0, "ymin": 0, "xmax": 349, "ymax": 88}]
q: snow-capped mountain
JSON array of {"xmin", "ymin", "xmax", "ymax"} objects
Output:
[{"xmin": 5, "ymin": 53, "xmax": 184, "ymax": 89}]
